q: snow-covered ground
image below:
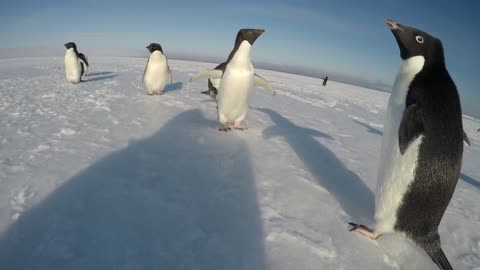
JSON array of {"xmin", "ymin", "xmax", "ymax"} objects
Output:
[{"xmin": 0, "ymin": 57, "xmax": 479, "ymax": 269}]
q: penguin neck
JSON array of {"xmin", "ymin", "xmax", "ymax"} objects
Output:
[
  {"xmin": 150, "ymin": 50, "xmax": 165, "ymax": 61},
  {"xmin": 65, "ymin": 48, "xmax": 77, "ymax": 57},
  {"xmin": 390, "ymin": 56, "xmax": 425, "ymax": 106},
  {"xmin": 229, "ymin": 41, "xmax": 252, "ymax": 65}
]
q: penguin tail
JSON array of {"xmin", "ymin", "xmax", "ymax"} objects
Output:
[{"xmin": 418, "ymin": 233, "xmax": 453, "ymax": 270}]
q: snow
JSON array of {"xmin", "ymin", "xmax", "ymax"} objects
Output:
[{"xmin": 0, "ymin": 57, "xmax": 479, "ymax": 269}]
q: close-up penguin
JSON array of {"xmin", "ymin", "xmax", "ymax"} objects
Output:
[
  {"xmin": 190, "ymin": 28, "xmax": 275, "ymax": 131},
  {"xmin": 349, "ymin": 19, "xmax": 467, "ymax": 270}
]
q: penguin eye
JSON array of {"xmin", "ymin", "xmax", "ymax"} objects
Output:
[{"xmin": 416, "ymin": 36, "xmax": 424, "ymax": 44}]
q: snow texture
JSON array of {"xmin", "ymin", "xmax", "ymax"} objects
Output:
[{"xmin": 0, "ymin": 57, "xmax": 479, "ymax": 269}]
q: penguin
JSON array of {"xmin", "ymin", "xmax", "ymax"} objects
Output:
[
  {"xmin": 143, "ymin": 43, "xmax": 173, "ymax": 96},
  {"xmin": 190, "ymin": 29, "xmax": 275, "ymax": 131},
  {"xmin": 322, "ymin": 76, "xmax": 328, "ymax": 86},
  {"xmin": 349, "ymin": 20, "xmax": 467, "ymax": 270},
  {"xmin": 64, "ymin": 42, "xmax": 87, "ymax": 84}
]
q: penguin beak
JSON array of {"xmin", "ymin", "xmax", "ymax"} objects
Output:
[
  {"xmin": 385, "ymin": 19, "xmax": 405, "ymax": 31},
  {"xmin": 385, "ymin": 19, "xmax": 411, "ymax": 60},
  {"xmin": 249, "ymin": 29, "xmax": 265, "ymax": 44}
]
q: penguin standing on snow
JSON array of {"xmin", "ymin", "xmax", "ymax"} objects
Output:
[
  {"xmin": 191, "ymin": 29, "xmax": 275, "ymax": 131},
  {"xmin": 349, "ymin": 20, "xmax": 468, "ymax": 270},
  {"xmin": 321, "ymin": 76, "xmax": 328, "ymax": 86},
  {"xmin": 143, "ymin": 43, "xmax": 173, "ymax": 96},
  {"xmin": 64, "ymin": 42, "xmax": 88, "ymax": 84}
]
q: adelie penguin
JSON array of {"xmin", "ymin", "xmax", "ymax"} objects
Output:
[
  {"xmin": 349, "ymin": 20, "xmax": 469, "ymax": 270},
  {"xmin": 191, "ymin": 29, "xmax": 275, "ymax": 131},
  {"xmin": 64, "ymin": 42, "xmax": 89, "ymax": 84},
  {"xmin": 321, "ymin": 76, "xmax": 328, "ymax": 86},
  {"xmin": 143, "ymin": 43, "xmax": 173, "ymax": 95}
]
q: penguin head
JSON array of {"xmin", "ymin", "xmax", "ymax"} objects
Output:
[
  {"xmin": 146, "ymin": 43, "xmax": 164, "ymax": 54},
  {"xmin": 386, "ymin": 19, "xmax": 444, "ymax": 66},
  {"xmin": 236, "ymin": 29, "xmax": 265, "ymax": 45},
  {"xmin": 64, "ymin": 42, "xmax": 77, "ymax": 51}
]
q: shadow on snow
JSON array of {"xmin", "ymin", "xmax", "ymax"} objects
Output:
[
  {"xmin": 163, "ymin": 82, "xmax": 184, "ymax": 93},
  {"xmin": 352, "ymin": 120, "xmax": 383, "ymax": 136},
  {"xmin": 0, "ymin": 109, "xmax": 266, "ymax": 270},
  {"xmin": 259, "ymin": 108, "xmax": 375, "ymax": 224},
  {"xmin": 460, "ymin": 172, "xmax": 480, "ymax": 189}
]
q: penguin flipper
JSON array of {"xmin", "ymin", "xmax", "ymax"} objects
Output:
[
  {"xmin": 398, "ymin": 104, "xmax": 424, "ymax": 155},
  {"xmin": 190, "ymin": 70, "xmax": 223, "ymax": 82},
  {"xmin": 463, "ymin": 130, "xmax": 470, "ymax": 146},
  {"xmin": 254, "ymin": 74, "xmax": 275, "ymax": 96}
]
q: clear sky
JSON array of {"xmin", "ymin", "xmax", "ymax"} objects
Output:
[{"xmin": 1, "ymin": 0, "xmax": 479, "ymax": 117}]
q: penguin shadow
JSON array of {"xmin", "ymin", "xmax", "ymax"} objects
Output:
[
  {"xmin": 88, "ymin": 72, "xmax": 113, "ymax": 76},
  {"xmin": 460, "ymin": 172, "xmax": 480, "ymax": 189},
  {"xmin": 352, "ymin": 120, "xmax": 383, "ymax": 136},
  {"xmin": 163, "ymin": 82, "xmax": 184, "ymax": 93},
  {"xmin": 258, "ymin": 108, "xmax": 375, "ymax": 224},
  {"xmin": 84, "ymin": 73, "xmax": 119, "ymax": 82},
  {"xmin": 0, "ymin": 109, "xmax": 267, "ymax": 270}
]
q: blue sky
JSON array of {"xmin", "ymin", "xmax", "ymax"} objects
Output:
[{"xmin": 1, "ymin": 0, "xmax": 479, "ymax": 117}]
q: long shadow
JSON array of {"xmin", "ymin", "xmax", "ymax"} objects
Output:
[
  {"xmin": 88, "ymin": 72, "xmax": 113, "ymax": 76},
  {"xmin": 85, "ymin": 74, "xmax": 119, "ymax": 82},
  {"xmin": 0, "ymin": 110, "xmax": 266, "ymax": 270},
  {"xmin": 352, "ymin": 120, "xmax": 383, "ymax": 136},
  {"xmin": 259, "ymin": 108, "xmax": 375, "ymax": 224},
  {"xmin": 163, "ymin": 82, "xmax": 184, "ymax": 93},
  {"xmin": 460, "ymin": 173, "xmax": 480, "ymax": 189}
]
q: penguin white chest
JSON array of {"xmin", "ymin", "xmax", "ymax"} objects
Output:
[
  {"xmin": 375, "ymin": 56, "xmax": 425, "ymax": 233},
  {"xmin": 64, "ymin": 49, "xmax": 81, "ymax": 84},
  {"xmin": 144, "ymin": 52, "xmax": 169, "ymax": 93},
  {"xmin": 218, "ymin": 41, "xmax": 254, "ymax": 122}
]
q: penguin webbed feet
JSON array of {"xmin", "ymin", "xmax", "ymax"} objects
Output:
[
  {"xmin": 219, "ymin": 124, "xmax": 232, "ymax": 132},
  {"xmin": 348, "ymin": 222, "xmax": 382, "ymax": 240},
  {"xmin": 233, "ymin": 123, "xmax": 248, "ymax": 131},
  {"xmin": 147, "ymin": 92, "xmax": 164, "ymax": 96}
]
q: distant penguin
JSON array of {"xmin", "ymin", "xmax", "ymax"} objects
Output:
[
  {"xmin": 143, "ymin": 43, "xmax": 173, "ymax": 95},
  {"xmin": 322, "ymin": 76, "xmax": 328, "ymax": 86},
  {"xmin": 349, "ymin": 20, "xmax": 467, "ymax": 270},
  {"xmin": 191, "ymin": 29, "xmax": 275, "ymax": 131},
  {"xmin": 64, "ymin": 42, "xmax": 87, "ymax": 84}
]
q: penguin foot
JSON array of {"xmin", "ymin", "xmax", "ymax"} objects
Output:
[
  {"xmin": 348, "ymin": 223, "xmax": 381, "ymax": 240},
  {"xmin": 219, "ymin": 124, "xmax": 232, "ymax": 132},
  {"xmin": 147, "ymin": 92, "xmax": 164, "ymax": 96},
  {"xmin": 233, "ymin": 123, "xmax": 247, "ymax": 130}
]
